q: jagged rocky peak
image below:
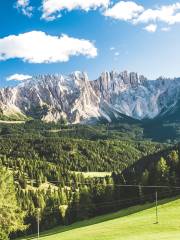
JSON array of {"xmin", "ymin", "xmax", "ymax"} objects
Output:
[
  {"xmin": 122, "ymin": 71, "xmax": 147, "ymax": 85},
  {"xmin": 70, "ymin": 71, "xmax": 89, "ymax": 81},
  {"xmin": 91, "ymin": 70, "xmax": 147, "ymax": 95},
  {"xmin": 97, "ymin": 70, "xmax": 147, "ymax": 86},
  {"xmin": 28, "ymin": 71, "xmax": 89, "ymax": 85},
  {"xmin": 0, "ymin": 70, "xmax": 180, "ymax": 123}
]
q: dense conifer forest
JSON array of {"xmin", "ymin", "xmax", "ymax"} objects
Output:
[{"xmin": 0, "ymin": 120, "xmax": 180, "ymax": 239}]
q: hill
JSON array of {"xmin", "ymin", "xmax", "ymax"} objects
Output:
[{"xmin": 18, "ymin": 197, "xmax": 180, "ymax": 240}]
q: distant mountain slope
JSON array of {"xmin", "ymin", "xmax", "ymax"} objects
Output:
[
  {"xmin": 0, "ymin": 71, "xmax": 180, "ymax": 123},
  {"xmin": 121, "ymin": 142, "xmax": 180, "ymax": 187}
]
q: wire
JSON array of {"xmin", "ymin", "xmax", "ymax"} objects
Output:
[
  {"xmin": 13, "ymin": 177, "xmax": 180, "ymax": 189},
  {"xmin": 30, "ymin": 190, "xmax": 179, "ymax": 215}
]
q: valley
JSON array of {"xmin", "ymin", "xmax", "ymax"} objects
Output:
[
  {"xmin": 0, "ymin": 119, "xmax": 180, "ymax": 239},
  {"xmin": 0, "ymin": 71, "xmax": 180, "ymax": 240},
  {"xmin": 1, "ymin": 0, "xmax": 180, "ymax": 239}
]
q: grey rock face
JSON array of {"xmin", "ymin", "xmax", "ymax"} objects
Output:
[{"xmin": 0, "ymin": 71, "xmax": 180, "ymax": 123}]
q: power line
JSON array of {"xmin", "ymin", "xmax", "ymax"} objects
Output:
[
  {"xmin": 13, "ymin": 178, "xmax": 180, "ymax": 190},
  {"xmin": 0, "ymin": 191, "xmax": 164, "ymax": 212},
  {"xmin": 1, "ymin": 189, "xmax": 178, "ymax": 214},
  {"xmin": 32, "ymin": 189, "xmax": 178, "ymax": 215}
]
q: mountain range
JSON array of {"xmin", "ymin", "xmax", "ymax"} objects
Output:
[{"xmin": 0, "ymin": 70, "xmax": 180, "ymax": 123}]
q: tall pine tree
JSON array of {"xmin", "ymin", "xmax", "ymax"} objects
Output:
[{"xmin": 0, "ymin": 167, "xmax": 26, "ymax": 239}]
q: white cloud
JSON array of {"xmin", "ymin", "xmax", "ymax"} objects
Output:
[
  {"xmin": 110, "ymin": 47, "xmax": 115, "ymax": 51},
  {"xmin": 161, "ymin": 27, "xmax": 171, "ymax": 32},
  {"xmin": 104, "ymin": 1, "xmax": 144, "ymax": 21},
  {"xmin": 7, "ymin": 74, "xmax": 32, "ymax": 81},
  {"xmin": 15, "ymin": 0, "xmax": 33, "ymax": 17},
  {"xmin": 114, "ymin": 52, "xmax": 120, "ymax": 56},
  {"xmin": 104, "ymin": 1, "xmax": 180, "ymax": 32},
  {"xmin": 144, "ymin": 24, "xmax": 157, "ymax": 32},
  {"xmin": 42, "ymin": 0, "xmax": 110, "ymax": 20},
  {"xmin": 134, "ymin": 3, "xmax": 180, "ymax": 25},
  {"xmin": 0, "ymin": 31, "xmax": 97, "ymax": 63}
]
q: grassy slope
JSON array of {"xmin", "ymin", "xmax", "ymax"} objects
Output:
[
  {"xmin": 72, "ymin": 171, "xmax": 112, "ymax": 178},
  {"xmin": 20, "ymin": 197, "xmax": 180, "ymax": 240}
]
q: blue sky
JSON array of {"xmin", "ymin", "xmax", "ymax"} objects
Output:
[{"xmin": 1, "ymin": 0, "xmax": 180, "ymax": 87}]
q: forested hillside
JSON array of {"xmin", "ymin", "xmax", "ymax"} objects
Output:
[
  {"xmin": 122, "ymin": 143, "xmax": 180, "ymax": 187},
  {"xmin": 0, "ymin": 120, "xmax": 179, "ymax": 239}
]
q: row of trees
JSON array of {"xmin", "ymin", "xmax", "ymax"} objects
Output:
[{"xmin": 0, "ymin": 135, "xmax": 165, "ymax": 173}]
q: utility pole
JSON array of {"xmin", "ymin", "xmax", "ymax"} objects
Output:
[
  {"xmin": 37, "ymin": 208, "xmax": 40, "ymax": 239},
  {"xmin": 155, "ymin": 191, "xmax": 158, "ymax": 224}
]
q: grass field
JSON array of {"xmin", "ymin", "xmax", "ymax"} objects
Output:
[
  {"xmin": 19, "ymin": 197, "xmax": 180, "ymax": 240},
  {"xmin": 0, "ymin": 120, "xmax": 25, "ymax": 124},
  {"xmin": 72, "ymin": 171, "xmax": 112, "ymax": 178}
]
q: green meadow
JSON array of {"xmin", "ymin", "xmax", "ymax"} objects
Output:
[{"xmin": 19, "ymin": 197, "xmax": 180, "ymax": 240}]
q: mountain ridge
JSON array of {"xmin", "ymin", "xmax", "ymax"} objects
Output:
[{"xmin": 0, "ymin": 70, "xmax": 180, "ymax": 123}]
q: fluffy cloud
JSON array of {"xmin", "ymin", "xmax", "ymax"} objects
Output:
[
  {"xmin": 144, "ymin": 24, "xmax": 157, "ymax": 33},
  {"xmin": 15, "ymin": 0, "xmax": 33, "ymax": 17},
  {"xmin": 0, "ymin": 31, "xmax": 97, "ymax": 63},
  {"xmin": 42, "ymin": 0, "xmax": 110, "ymax": 20},
  {"xmin": 15, "ymin": 0, "xmax": 180, "ymax": 33},
  {"xmin": 134, "ymin": 3, "xmax": 180, "ymax": 25},
  {"xmin": 104, "ymin": 1, "xmax": 180, "ymax": 32},
  {"xmin": 104, "ymin": 1, "xmax": 144, "ymax": 21},
  {"xmin": 7, "ymin": 74, "xmax": 32, "ymax": 81}
]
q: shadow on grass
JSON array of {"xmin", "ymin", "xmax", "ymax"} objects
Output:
[{"xmin": 20, "ymin": 196, "xmax": 180, "ymax": 240}]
